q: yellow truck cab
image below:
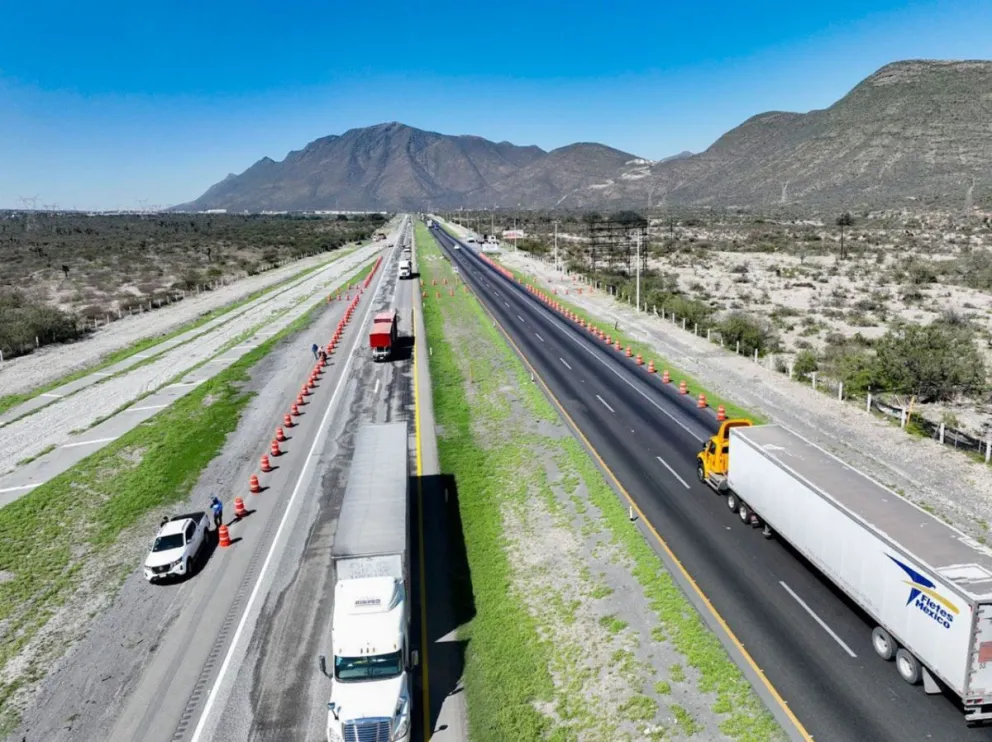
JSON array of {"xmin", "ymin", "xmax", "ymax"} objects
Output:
[{"xmin": 696, "ymin": 419, "xmax": 753, "ymax": 490}]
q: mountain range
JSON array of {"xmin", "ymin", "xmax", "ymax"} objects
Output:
[{"xmin": 177, "ymin": 60, "xmax": 992, "ymax": 213}]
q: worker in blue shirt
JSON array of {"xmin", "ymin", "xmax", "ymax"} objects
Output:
[
  {"xmin": 210, "ymin": 496, "xmax": 223, "ymax": 528},
  {"xmin": 311, "ymin": 342, "xmax": 319, "ymax": 360}
]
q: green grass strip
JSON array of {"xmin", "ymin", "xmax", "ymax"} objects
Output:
[
  {"xmin": 0, "ymin": 247, "xmax": 360, "ymax": 417},
  {"xmin": 0, "ymin": 253, "xmax": 378, "ymax": 735},
  {"xmin": 422, "ymin": 222, "xmax": 783, "ymax": 740},
  {"xmin": 417, "ymin": 222, "xmax": 556, "ymax": 740}
]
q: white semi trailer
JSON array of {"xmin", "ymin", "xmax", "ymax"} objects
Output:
[
  {"xmin": 318, "ymin": 422, "xmax": 415, "ymax": 742},
  {"xmin": 710, "ymin": 423, "xmax": 992, "ymax": 723}
]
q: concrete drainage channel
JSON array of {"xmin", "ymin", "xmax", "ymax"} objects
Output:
[{"xmin": 0, "ymin": 250, "xmax": 385, "ymax": 505}]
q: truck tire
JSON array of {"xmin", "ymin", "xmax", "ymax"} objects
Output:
[
  {"xmin": 696, "ymin": 463, "xmax": 705, "ymax": 483},
  {"xmin": 726, "ymin": 492, "xmax": 737, "ymax": 512},
  {"xmin": 896, "ymin": 648, "xmax": 922, "ymax": 685},
  {"xmin": 738, "ymin": 502, "xmax": 752, "ymax": 524},
  {"xmin": 871, "ymin": 627, "xmax": 895, "ymax": 660}
]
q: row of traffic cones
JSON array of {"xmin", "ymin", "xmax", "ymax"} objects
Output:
[{"xmin": 222, "ymin": 254, "xmax": 390, "ymax": 548}]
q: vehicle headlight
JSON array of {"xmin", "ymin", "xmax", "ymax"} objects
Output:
[
  {"xmin": 171, "ymin": 558, "xmax": 184, "ymax": 569},
  {"xmin": 392, "ymin": 698, "xmax": 410, "ymax": 740}
]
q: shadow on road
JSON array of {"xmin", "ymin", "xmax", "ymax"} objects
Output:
[{"xmin": 411, "ymin": 472, "xmax": 475, "ymax": 741}]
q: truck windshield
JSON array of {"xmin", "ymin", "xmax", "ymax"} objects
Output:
[
  {"xmin": 152, "ymin": 533, "xmax": 185, "ymax": 551},
  {"xmin": 334, "ymin": 652, "xmax": 403, "ymax": 681}
]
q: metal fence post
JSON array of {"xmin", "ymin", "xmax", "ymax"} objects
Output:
[
  {"xmin": 838, "ymin": 382, "xmax": 843, "ymax": 400},
  {"xmin": 811, "ymin": 372, "xmax": 817, "ymax": 390},
  {"xmin": 939, "ymin": 422, "xmax": 945, "ymax": 444},
  {"xmin": 866, "ymin": 393, "xmax": 872, "ymax": 412}
]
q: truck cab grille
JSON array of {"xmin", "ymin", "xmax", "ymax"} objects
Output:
[{"xmin": 343, "ymin": 718, "xmax": 391, "ymax": 742}]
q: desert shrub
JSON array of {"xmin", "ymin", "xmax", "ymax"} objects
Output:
[
  {"xmin": 719, "ymin": 311, "xmax": 776, "ymax": 356},
  {"xmin": 870, "ymin": 321, "xmax": 986, "ymax": 401},
  {"xmin": 793, "ymin": 349, "xmax": 819, "ymax": 378},
  {"xmin": 0, "ymin": 291, "xmax": 81, "ymax": 357}
]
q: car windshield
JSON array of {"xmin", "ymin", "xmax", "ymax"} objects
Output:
[
  {"xmin": 152, "ymin": 533, "xmax": 185, "ymax": 552},
  {"xmin": 334, "ymin": 651, "xmax": 402, "ymax": 682}
]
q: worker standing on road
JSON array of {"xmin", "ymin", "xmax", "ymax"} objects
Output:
[
  {"xmin": 318, "ymin": 348, "xmax": 327, "ymax": 363},
  {"xmin": 311, "ymin": 342, "xmax": 319, "ymax": 360},
  {"xmin": 210, "ymin": 496, "xmax": 223, "ymax": 529}
]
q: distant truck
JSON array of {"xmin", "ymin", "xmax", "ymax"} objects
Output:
[
  {"xmin": 319, "ymin": 422, "xmax": 415, "ymax": 742},
  {"xmin": 370, "ymin": 310, "xmax": 399, "ymax": 361},
  {"xmin": 698, "ymin": 420, "xmax": 992, "ymax": 723},
  {"xmin": 398, "ymin": 258, "xmax": 412, "ymax": 279}
]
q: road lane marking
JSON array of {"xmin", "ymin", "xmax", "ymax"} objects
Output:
[
  {"xmin": 596, "ymin": 394, "xmax": 615, "ymax": 413},
  {"xmin": 189, "ymin": 247, "xmax": 390, "ymax": 742},
  {"xmin": 503, "ymin": 301, "xmax": 510, "ymax": 308},
  {"xmin": 0, "ymin": 484, "xmax": 39, "ymax": 493},
  {"xmin": 128, "ymin": 404, "xmax": 168, "ymax": 412},
  {"xmin": 374, "ymin": 378, "xmax": 380, "ymax": 395},
  {"xmin": 61, "ymin": 436, "xmax": 118, "ymax": 449},
  {"xmin": 559, "ymin": 358, "xmax": 572, "ymax": 370},
  {"xmin": 535, "ymin": 333, "xmax": 544, "ymax": 342},
  {"xmin": 780, "ymin": 581, "xmax": 857, "ymax": 658},
  {"xmin": 40, "ymin": 393, "xmax": 64, "ymax": 398},
  {"xmin": 461, "ymin": 266, "xmax": 815, "ymax": 742},
  {"xmin": 656, "ymin": 455, "xmax": 690, "ymax": 489},
  {"xmin": 93, "ymin": 372, "xmax": 113, "ymax": 376},
  {"xmin": 517, "ymin": 314, "xmax": 525, "ymax": 322},
  {"xmin": 412, "ymin": 302, "xmax": 432, "ymax": 742}
]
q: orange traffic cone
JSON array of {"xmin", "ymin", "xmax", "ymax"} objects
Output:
[
  {"xmin": 249, "ymin": 474, "xmax": 261, "ymax": 493},
  {"xmin": 717, "ymin": 405, "xmax": 727, "ymax": 421},
  {"xmin": 647, "ymin": 360, "xmax": 656, "ymax": 373},
  {"xmin": 291, "ymin": 403, "xmax": 301, "ymax": 416},
  {"xmin": 218, "ymin": 524, "xmax": 232, "ymax": 547},
  {"xmin": 260, "ymin": 454, "xmax": 272, "ymax": 472},
  {"xmin": 678, "ymin": 380, "xmax": 688, "ymax": 395},
  {"xmin": 662, "ymin": 370, "xmax": 671, "ymax": 384},
  {"xmin": 284, "ymin": 414, "xmax": 294, "ymax": 428},
  {"xmin": 234, "ymin": 497, "xmax": 247, "ymax": 519},
  {"xmin": 270, "ymin": 440, "xmax": 281, "ymax": 457},
  {"xmin": 625, "ymin": 346, "xmax": 633, "ymax": 358},
  {"xmin": 275, "ymin": 426, "xmax": 286, "ymax": 442},
  {"xmin": 635, "ymin": 354, "xmax": 643, "ymax": 366},
  {"xmin": 697, "ymin": 394, "xmax": 708, "ymax": 408},
  {"xmin": 614, "ymin": 340, "xmax": 622, "ymax": 352}
]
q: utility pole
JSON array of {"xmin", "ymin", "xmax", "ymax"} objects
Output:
[
  {"xmin": 635, "ymin": 231, "xmax": 642, "ymax": 312},
  {"xmin": 554, "ymin": 220, "xmax": 559, "ymax": 272}
]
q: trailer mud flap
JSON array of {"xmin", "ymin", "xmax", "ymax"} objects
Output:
[{"xmin": 922, "ymin": 666, "xmax": 940, "ymax": 695}]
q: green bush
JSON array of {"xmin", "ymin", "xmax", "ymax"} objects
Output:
[
  {"xmin": 0, "ymin": 292, "xmax": 81, "ymax": 358},
  {"xmin": 718, "ymin": 312, "xmax": 776, "ymax": 357},
  {"xmin": 793, "ymin": 349, "xmax": 819, "ymax": 378}
]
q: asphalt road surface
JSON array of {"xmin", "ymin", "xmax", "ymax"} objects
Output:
[{"xmin": 429, "ymin": 223, "xmax": 992, "ymax": 742}]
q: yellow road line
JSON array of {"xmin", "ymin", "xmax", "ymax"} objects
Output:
[
  {"xmin": 412, "ymin": 293, "xmax": 432, "ymax": 741},
  {"xmin": 471, "ymin": 278, "xmax": 815, "ymax": 742}
]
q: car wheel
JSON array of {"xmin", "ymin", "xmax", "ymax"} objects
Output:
[
  {"xmin": 696, "ymin": 463, "xmax": 705, "ymax": 483},
  {"xmin": 184, "ymin": 557, "xmax": 191, "ymax": 576}
]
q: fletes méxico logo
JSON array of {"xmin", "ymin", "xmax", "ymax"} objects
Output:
[{"xmin": 888, "ymin": 555, "xmax": 959, "ymax": 629}]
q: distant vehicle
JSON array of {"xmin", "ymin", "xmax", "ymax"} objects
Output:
[
  {"xmin": 319, "ymin": 423, "xmax": 415, "ymax": 742},
  {"xmin": 398, "ymin": 258, "xmax": 412, "ymax": 279},
  {"xmin": 699, "ymin": 420, "xmax": 992, "ymax": 723},
  {"xmin": 370, "ymin": 310, "xmax": 399, "ymax": 361},
  {"xmin": 465, "ymin": 235, "xmax": 477, "ymax": 244},
  {"xmin": 144, "ymin": 512, "xmax": 209, "ymax": 582}
]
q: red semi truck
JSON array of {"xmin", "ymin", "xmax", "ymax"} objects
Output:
[{"xmin": 370, "ymin": 310, "xmax": 398, "ymax": 361}]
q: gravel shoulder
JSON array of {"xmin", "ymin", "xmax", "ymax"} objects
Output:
[
  {"xmin": 0, "ymin": 243, "xmax": 370, "ymax": 398},
  {"xmin": 0, "ymin": 243, "xmax": 383, "ymax": 478},
  {"xmin": 500, "ymin": 248, "xmax": 992, "ymax": 544}
]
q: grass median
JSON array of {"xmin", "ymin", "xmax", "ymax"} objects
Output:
[
  {"xmin": 0, "ymin": 246, "xmax": 362, "ymax": 417},
  {"xmin": 0, "ymin": 254, "xmax": 378, "ymax": 735},
  {"xmin": 417, "ymin": 222, "xmax": 782, "ymax": 741}
]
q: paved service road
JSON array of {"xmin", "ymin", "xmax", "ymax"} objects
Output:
[{"xmin": 429, "ymin": 224, "xmax": 992, "ymax": 742}]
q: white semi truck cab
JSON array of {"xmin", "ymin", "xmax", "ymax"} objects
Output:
[
  {"xmin": 320, "ymin": 575, "xmax": 413, "ymax": 742},
  {"xmin": 398, "ymin": 259, "xmax": 412, "ymax": 279},
  {"xmin": 318, "ymin": 422, "xmax": 415, "ymax": 742}
]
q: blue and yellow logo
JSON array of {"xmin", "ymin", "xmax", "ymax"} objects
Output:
[{"xmin": 889, "ymin": 555, "xmax": 958, "ymax": 629}]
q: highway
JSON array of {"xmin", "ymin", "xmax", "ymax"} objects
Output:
[
  {"xmin": 428, "ymin": 223, "xmax": 992, "ymax": 742},
  {"xmin": 11, "ymin": 216, "xmax": 467, "ymax": 742}
]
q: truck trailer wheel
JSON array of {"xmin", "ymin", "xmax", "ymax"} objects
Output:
[
  {"xmin": 871, "ymin": 627, "xmax": 895, "ymax": 660},
  {"xmin": 896, "ymin": 648, "xmax": 922, "ymax": 685},
  {"xmin": 726, "ymin": 492, "xmax": 738, "ymax": 512},
  {"xmin": 696, "ymin": 463, "xmax": 705, "ymax": 483},
  {"xmin": 738, "ymin": 502, "xmax": 752, "ymax": 524}
]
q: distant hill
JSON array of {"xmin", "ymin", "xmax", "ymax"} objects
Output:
[{"xmin": 178, "ymin": 61, "xmax": 992, "ymax": 213}]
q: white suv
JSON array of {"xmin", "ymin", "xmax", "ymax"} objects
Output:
[{"xmin": 144, "ymin": 512, "xmax": 208, "ymax": 582}]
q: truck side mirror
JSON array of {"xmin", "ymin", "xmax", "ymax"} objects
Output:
[
  {"xmin": 318, "ymin": 655, "xmax": 329, "ymax": 678},
  {"xmin": 327, "ymin": 701, "xmax": 340, "ymax": 721}
]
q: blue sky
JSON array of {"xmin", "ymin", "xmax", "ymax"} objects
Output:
[{"xmin": 1, "ymin": 0, "xmax": 990, "ymax": 210}]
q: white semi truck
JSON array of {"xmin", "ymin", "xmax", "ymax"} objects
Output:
[
  {"xmin": 699, "ymin": 421, "xmax": 992, "ymax": 723},
  {"xmin": 319, "ymin": 422, "xmax": 416, "ymax": 742}
]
